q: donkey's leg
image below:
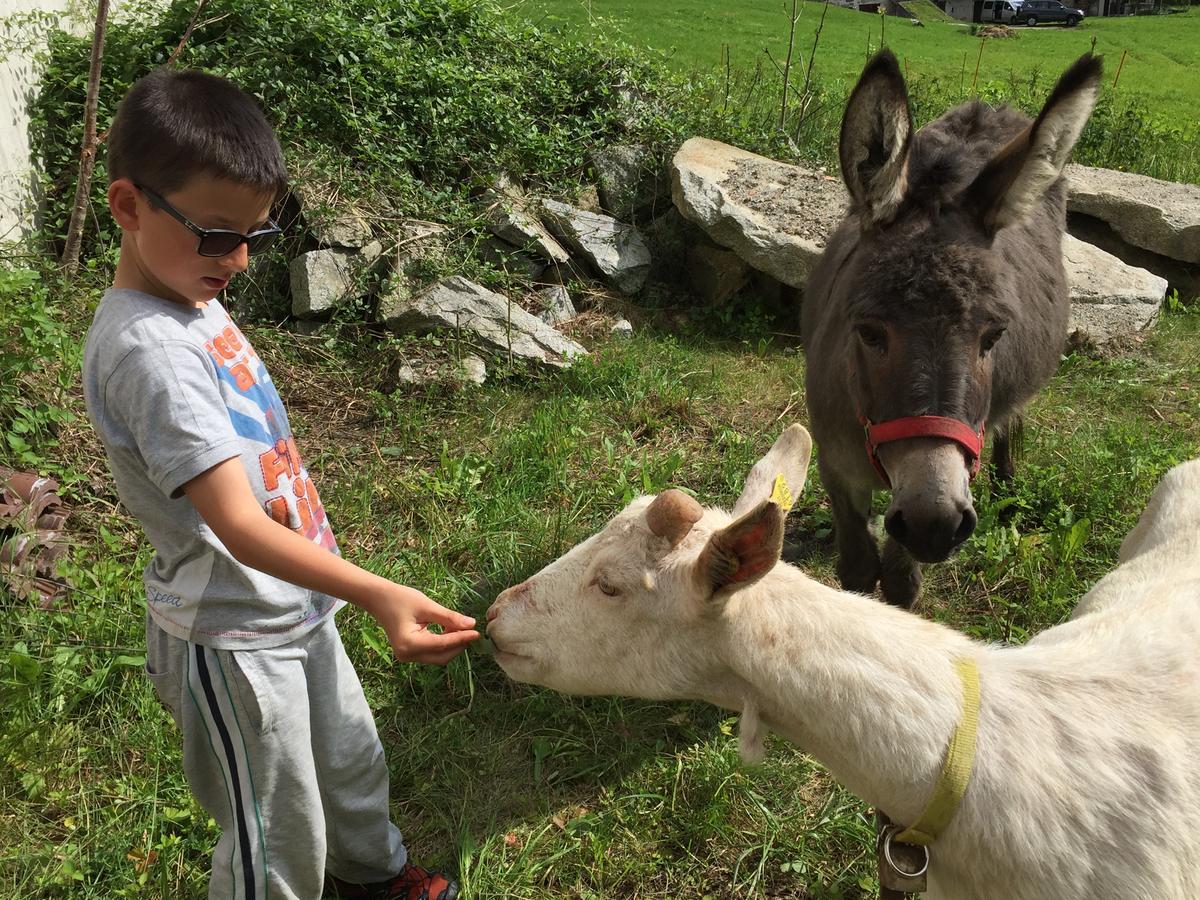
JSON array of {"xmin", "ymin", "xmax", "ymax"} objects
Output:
[
  {"xmin": 991, "ymin": 415, "xmax": 1021, "ymax": 485},
  {"xmin": 880, "ymin": 536, "xmax": 922, "ymax": 609},
  {"xmin": 822, "ymin": 462, "xmax": 880, "ymax": 595}
]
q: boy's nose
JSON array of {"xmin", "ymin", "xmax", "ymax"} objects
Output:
[{"xmin": 221, "ymin": 243, "xmax": 250, "ymax": 273}]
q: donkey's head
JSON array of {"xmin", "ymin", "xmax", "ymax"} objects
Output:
[{"xmin": 835, "ymin": 51, "xmax": 1100, "ymax": 562}]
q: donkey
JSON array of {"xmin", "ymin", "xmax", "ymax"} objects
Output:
[{"xmin": 801, "ymin": 51, "xmax": 1101, "ymax": 607}]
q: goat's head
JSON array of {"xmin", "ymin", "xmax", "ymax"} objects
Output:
[{"xmin": 486, "ymin": 425, "xmax": 812, "ymax": 697}]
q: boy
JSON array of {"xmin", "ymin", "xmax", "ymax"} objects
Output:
[{"xmin": 82, "ymin": 68, "xmax": 478, "ymax": 900}]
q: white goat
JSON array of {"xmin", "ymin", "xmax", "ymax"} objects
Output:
[{"xmin": 487, "ymin": 425, "xmax": 1200, "ymax": 900}]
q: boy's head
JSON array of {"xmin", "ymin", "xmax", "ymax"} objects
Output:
[{"xmin": 107, "ymin": 68, "xmax": 289, "ymax": 307}]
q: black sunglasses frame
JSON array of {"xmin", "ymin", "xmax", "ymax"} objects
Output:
[{"xmin": 135, "ymin": 184, "xmax": 282, "ymax": 258}]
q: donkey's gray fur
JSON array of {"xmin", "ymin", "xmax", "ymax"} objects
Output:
[{"xmin": 801, "ymin": 51, "xmax": 1101, "ymax": 607}]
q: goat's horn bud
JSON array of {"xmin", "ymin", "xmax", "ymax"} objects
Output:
[{"xmin": 646, "ymin": 489, "xmax": 704, "ymax": 548}]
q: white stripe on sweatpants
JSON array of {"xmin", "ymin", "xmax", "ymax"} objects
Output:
[{"xmin": 187, "ymin": 644, "xmax": 268, "ymax": 900}]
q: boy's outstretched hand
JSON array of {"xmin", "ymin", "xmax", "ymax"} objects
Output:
[{"xmin": 367, "ymin": 583, "xmax": 480, "ymax": 665}]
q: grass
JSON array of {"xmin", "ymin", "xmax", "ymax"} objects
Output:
[
  {"xmin": 513, "ymin": 1, "xmax": 1200, "ymax": 120},
  {"xmin": 4, "ymin": 261, "xmax": 1200, "ymax": 896}
]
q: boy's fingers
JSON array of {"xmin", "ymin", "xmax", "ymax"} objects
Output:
[
  {"xmin": 392, "ymin": 624, "xmax": 479, "ymax": 662},
  {"xmin": 415, "ymin": 597, "xmax": 477, "ymax": 632}
]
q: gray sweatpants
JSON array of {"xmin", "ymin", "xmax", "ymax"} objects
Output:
[{"xmin": 145, "ymin": 612, "xmax": 407, "ymax": 900}]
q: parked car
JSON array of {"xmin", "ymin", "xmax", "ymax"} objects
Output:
[
  {"xmin": 1019, "ymin": 0, "xmax": 1085, "ymax": 26},
  {"xmin": 980, "ymin": 0, "xmax": 1024, "ymax": 23}
]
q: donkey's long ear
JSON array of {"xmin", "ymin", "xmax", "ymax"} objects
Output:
[
  {"xmin": 966, "ymin": 54, "xmax": 1102, "ymax": 236},
  {"xmin": 839, "ymin": 50, "xmax": 913, "ymax": 227},
  {"xmin": 696, "ymin": 500, "xmax": 786, "ymax": 599},
  {"xmin": 732, "ymin": 424, "xmax": 813, "ymax": 519}
]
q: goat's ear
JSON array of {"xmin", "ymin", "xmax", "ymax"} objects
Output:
[
  {"xmin": 965, "ymin": 53, "xmax": 1101, "ymax": 236},
  {"xmin": 839, "ymin": 49, "xmax": 913, "ymax": 227},
  {"xmin": 732, "ymin": 424, "xmax": 813, "ymax": 519},
  {"xmin": 696, "ymin": 500, "xmax": 785, "ymax": 598}
]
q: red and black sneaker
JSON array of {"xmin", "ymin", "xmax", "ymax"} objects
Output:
[{"xmin": 326, "ymin": 863, "xmax": 459, "ymax": 900}]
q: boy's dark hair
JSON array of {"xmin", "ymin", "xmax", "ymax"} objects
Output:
[{"xmin": 107, "ymin": 68, "xmax": 288, "ymax": 198}]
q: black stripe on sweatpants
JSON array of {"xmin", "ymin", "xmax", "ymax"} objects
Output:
[{"xmin": 194, "ymin": 645, "xmax": 257, "ymax": 900}]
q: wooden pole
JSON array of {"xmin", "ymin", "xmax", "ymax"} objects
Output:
[
  {"xmin": 970, "ymin": 38, "xmax": 986, "ymax": 94},
  {"xmin": 1111, "ymin": 49, "xmax": 1127, "ymax": 89}
]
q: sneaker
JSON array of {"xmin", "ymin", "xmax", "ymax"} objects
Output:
[{"xmin": 326, "ymin": 863, "xmax": 459, "ymax": 900}]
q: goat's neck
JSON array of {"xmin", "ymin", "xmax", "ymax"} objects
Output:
[{"xmin": 717, "ymin": 564, "xmax": 978, "ymax": 826}]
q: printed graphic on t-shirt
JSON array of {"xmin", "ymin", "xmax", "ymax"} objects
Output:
[{"xmin": 202, "ymin": 313, "xmax": 338, "ymax": 552}]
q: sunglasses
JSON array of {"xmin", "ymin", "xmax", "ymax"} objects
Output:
[{"xmin": 136, "ymin": 184, "xmax": 282, "ymax": 258}]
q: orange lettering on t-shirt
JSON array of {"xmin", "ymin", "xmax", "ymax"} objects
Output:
[
  {"xmin": 285, "ymin": 437, "xmax": 303, "ymax": 477},
  {"xmin": 260, "ymin": 439, "xmax": 291, "ymax": 492},
  {"xmin": 265, "ymin": 496, "xmax": 289, "ymax": 526},
  {"xmin": 229, "ymin": 361, "xmax": 256, "ymax": 391},
  {"xmin": 304, "ymin": 477, "xmax": 326, "ymax": 526},
  {"xmin": 223, "ymin": 325, "xmax": 244, "ymax": 353},
  {"xmin": 295, "ymin": 497, "xmax": 313, "ymax": 534},
  {"xmin": 211, "ymin": 334, "xmax": 234, "ymax": 360}
]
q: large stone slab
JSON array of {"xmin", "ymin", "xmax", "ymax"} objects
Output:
[
  {"xmin": 671, "ymin": 137, "xmax": 846, "ymax": 288},
  {"xmin": 294, "ymin": 183, "xmax": 374, "ymax": 249},
  {"xmin": 540, "ymin": 199, "xmax": 651, "ymax": 295},
  {"xmin": 384, "ymin": 276, "xmax": 586, "ymax": 367},
  {"xmin": 1066, "ymin": 164, "xmax": 1200, "ymax": 265},
  {"xmin": 1063, "ymin": 234, "xmax": 1166, "ymax": 348}
]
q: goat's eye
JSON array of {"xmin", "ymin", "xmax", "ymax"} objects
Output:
[
  {"xmin": 981, "ymin": 327, "xmax": 1006, "ymax": 355},
  {"xmin": 855, "ymin": 323, "xmax": 887, "ymax": 352},
  {"xmin": 597, "ymin": 578, "xmax": 619, "ymax": 597}
]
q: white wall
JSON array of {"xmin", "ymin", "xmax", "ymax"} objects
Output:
[{"xmin": 0, "ymin": 0, "xmax": 90, "ymax": 242}]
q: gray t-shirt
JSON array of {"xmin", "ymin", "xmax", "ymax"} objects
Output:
[{"xmin": 83, "ymin": 288, "xmax": 343, "ymax": 649}]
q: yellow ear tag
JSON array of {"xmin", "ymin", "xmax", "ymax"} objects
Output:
[{"xmin": 769, "ymin": 474, "xmax": 794, "ymax": 511}]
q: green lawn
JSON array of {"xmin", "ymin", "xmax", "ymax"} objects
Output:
[
  {"xmin": 5, "ymin": 259, "xmax": 1200, "ymax": 895},
  {"xmin": 514, "ymin": 1, "xmax": 1200, "ymax": 120}
]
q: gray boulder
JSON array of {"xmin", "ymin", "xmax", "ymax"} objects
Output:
[
  {"xmin": 384, "ymin": 276, "xmax": 586, "ymax": 367},
  {"xmin": 540, "ymin": 199, "xmax": 651, "ymax": 295},
  {"xmin": 591, "ymin": 144, "xmax": 665, "ymax": 221},
  {"xmin": 1066, "ymin": 164, "xmax": 1200, "ymax": 265},
  {"xmin": 289, "ymin": 243, "xmax": 380, "ymax": 318},
  {"xmin": 477, "ymin": 185, "xmax": 571, "ymax": 264},
  {"xmin": 294, "ymin": 183, "xmax": 374, "ymax": 249},
  {"xmin": 1063, "ymin": 234, "xmax": 1167, "ymax": 349},
  {"xmin": 533, "ymin": 284, "xmax": 576, "ymax": 326},
  {"xmin": 671, "ymin": 137, "xmax": 846, "ymax": 288}
]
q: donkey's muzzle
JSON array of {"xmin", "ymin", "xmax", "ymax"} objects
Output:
[{"xmin": 885, "ymin": 503, "xmax": 977, "ymax": 563}]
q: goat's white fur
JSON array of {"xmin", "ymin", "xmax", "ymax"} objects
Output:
[{"xmin": 488, "ymin": 425, "xmax": 1200, "ymax": 900}]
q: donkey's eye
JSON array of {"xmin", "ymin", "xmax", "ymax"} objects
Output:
[
  {"xmin": 597, "ymin": 578, "xmax": 620, "ymax": 597},
  {"xmin": 981, "ymin": 327, "xmax": 1007, "ymax": 355},
  {"xmin": 855, "ymin": 323, "xmax": 887, "ymax": 351}
]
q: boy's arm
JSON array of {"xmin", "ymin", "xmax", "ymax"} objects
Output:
[{"xmin": 183, "ymin": 457, "xmax": 478, "ymax": 664}]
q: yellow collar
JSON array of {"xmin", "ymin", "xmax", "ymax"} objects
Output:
[{"xmin": 894, "ymin": 657, "xmax": 981, "ymax": 845}]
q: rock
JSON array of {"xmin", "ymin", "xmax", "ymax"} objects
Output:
[
  {"xmin": 388, "ymin": 353, "xmax": 488, "ymax": 389},
  {"xmin": 540, "ymin": 199, "xmax": 651, "ymax": 295},
  {"xmin": 377, "ymin": 222, "xmax": 451, "ymax": 322},
  {"xmin": 384, "ymin": 276, "xmax": 586, "ymax": 367},
  {"xmin": 591, "ymin": 144, "xmax": 665, "ymax": 221},
  {"xmin": 477, "ymin": 186, "xmax": 570, "ymax": 264},
  {"xmin": 533, "ymin": 284, "xmax": 576, "ymax": 326},
  {"xmin": 289, "ymin": 249, "xmax": 357, "ymax": 318},
  {"xmin": 671, "ymin": 137, "xmax": 847, "ymax": 288},
  {"xmin": 687, "ymin": 242, "xmax": 750, "ymax": 305},
  {"xmin": 575, "ymin": 184, "xmax": 603, "ymax": 214},
  {"xmin": 294, "ymin": 183, "xmax": 373, "ymax": 248},
  {"xmin": 477, "ymin": 236, "xmax": 547, "ymax": 280},
  {"xmin": 1065, "ymin": 164, "xmax": 1200, "ymax": 265},
  {"xmin": 1063, "ymin": 235, "xmax": 1166, "ymax": 349},
  {"xmin": 611, "ymin": 318, "xmax": 634, "ymax": 338}
]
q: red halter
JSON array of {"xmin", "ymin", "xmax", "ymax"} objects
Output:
[{"xmin": 858, "ymin": 412, "xmax": 986, "ymax": 489}]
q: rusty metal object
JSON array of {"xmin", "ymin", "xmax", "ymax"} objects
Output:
[{"xmin": 0, "ymin": 466, "xmax": 72, "ymax": 607}]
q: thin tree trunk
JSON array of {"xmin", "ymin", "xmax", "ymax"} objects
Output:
[{"xmin": 60, "ymin": 0, "xmax": 110, "ymax": 280}]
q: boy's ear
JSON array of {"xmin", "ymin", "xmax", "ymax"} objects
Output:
[
  {"xmin": 109, "ymin": 179, "xmax": 141, "ymax": 231},
  {"xmin": 695, "ymin": 500, "xmax": 786, "ymax": 600}
]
